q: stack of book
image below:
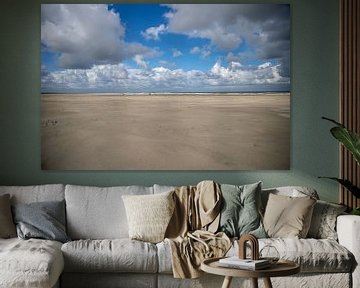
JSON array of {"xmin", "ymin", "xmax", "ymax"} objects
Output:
[{"xmin": 218, "ymin": 257, "xmax": 271, "ymax": 270}]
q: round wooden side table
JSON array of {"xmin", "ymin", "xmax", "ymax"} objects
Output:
[{"xmin": 201, "ymin": 257, "xmax": 300, "ymax": 288}]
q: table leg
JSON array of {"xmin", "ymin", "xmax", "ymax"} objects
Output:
[
  {"xmin": 263, "ymin": 277, "xmax": 273, "ymax": 288},
  {"xmin": 221, "ymin": 276, "xmax": 233, "ymax": 288},
  {"xmin": 251, "ymin": 278, "xmax": 258, "ymax": 288}
]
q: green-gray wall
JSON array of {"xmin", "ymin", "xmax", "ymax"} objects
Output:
[{"xmin": 0, "ymin": 0, "xmax": 340, "ymax": 203}]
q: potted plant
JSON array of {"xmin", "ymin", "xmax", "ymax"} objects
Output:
[{"xmin": 320, "ymin": 117, "xmax": 360, "ymax": 215}]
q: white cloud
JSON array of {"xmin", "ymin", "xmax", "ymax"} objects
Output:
[
  {"xmin": 201, "ymin": 49, "xmax": 211, "ymax": 59},
  {"xmin": 164, "ymin": 4, "xmax": 290, "ymax": 76},
  {"xmin": 41, "ymin": 4, "xmax": 156, "ymax": 69},
  {"xmin": 258, "ymin": 62, "xmax": 271, "ymax": 69},
  {"xmin": 208, "ymin": 59, "xmax": 286, "ymax": 87},
  {"xmin": 190, "ymin": 47, "xmax": 200, "ymax": 54},
  {"xmin": 42, "ymin": 59, "xmax": 289, "ymax": 93},
  {"xmin": 226, "ymin": 52, "xmax": 240, "ymax": 63},
  {"xmin": 190, "ymin": 46, "xmax": 211, "ymax": 58},
  {"xmin": 133, "ymin": 54, "xmax": 148, "ymax": 69},
  {"xmin": 172, "ymin": 49, "xmax": 182, "ymax": 57},
  {"xmin": 141, "ymin": 24, "xmax": 167, "ymax": 40},
  {"xmin": 229, "ymin": 61, "xmax": 242, "ymax": 70}
]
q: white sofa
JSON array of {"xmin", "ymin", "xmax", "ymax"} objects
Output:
[{"xmin": 0, "ymin": 184, "xmax": 359, "ymax": 288}]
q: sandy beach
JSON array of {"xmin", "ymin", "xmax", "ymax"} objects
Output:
[{"xmin": 41, "ymin": 93, "xmax": 290, "ymax": 170}]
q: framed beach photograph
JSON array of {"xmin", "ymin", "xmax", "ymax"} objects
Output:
[{"xmin": 40, "ymin": 4, "xmax": 290, "ymax": 170}]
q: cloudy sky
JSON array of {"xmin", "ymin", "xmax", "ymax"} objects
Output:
[{"xmin": 41, "ymin": 4, "xmax": 290, "ymax": 93}]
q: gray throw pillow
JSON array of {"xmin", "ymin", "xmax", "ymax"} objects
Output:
[
  {"xmin": 218, "ymin": 182, "xmax": 266, "ymax": 238},
  {"xmin": 307, "ymin": 200, "xmax": 347, "ymax": 240},
  {"xmin": 0, "ymin": 194, "xmax": 17, "ymax": 238},
  {"xmin": 12, "ymin": 200, "xmax": 70, "ymax": 243}
]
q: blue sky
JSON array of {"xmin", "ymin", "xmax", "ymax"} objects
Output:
[{"xmin": 41, "ymin": 4, "xmax": 290, "ymax": 93}]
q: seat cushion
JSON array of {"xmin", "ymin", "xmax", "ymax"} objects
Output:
[
  {"xmin": 229, "ymin": 238, "xmax": 354, "ymax": 273},
  {"xmin": 62, "ymin": 239, "xmax": 158, "ymax": 273},
  {"xmin": 65, "ymin": 185, "xmax": 153, "ymax": 239},
  {"xmin": 0, "ymin": 238, "xmax": 64, "ymax": 288},
  {"xmin": 157, "ymin": 238, "xmax": 354, "ymax": 274}
]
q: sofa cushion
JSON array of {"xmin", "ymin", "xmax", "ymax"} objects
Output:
[
  {"xmin": 153, "ymin": 184, "xmax": 176, "ymax": 194},
  {"xmin": 263, "ymin": 193, "xmax": 316, "ymax": 238},
  {"xmin": 234, "ymin": 238, "xmax": 353, "ymax": 273},
  {"xmin": 0, "ymin": 238, "xmax": 64, "ymax": 288},
  {"xmin": 122, "ymin": 191, "xmax": 175, "ymax": 243},
  {"xmin": 61, "ymin": 239, "xmax": 158, "ymax": 273},
  {"xmin": 0, "ymin": 184, "xmax": 65, "ymax": 204},
  {"xmin": 261, "ymin": 186, "xmax": 319, "ymax": 212},
  {"xmin": 158, "ymin": 237, "xmax": 353, "ymax": 274},
  {"xmin": 65, "ymin": 185, "xmax": 153, "ymax": 239},
  {"xmin": 12, "ymin": 200, "xmax": 70, "ymax": 243},
  {"xmin": 218, "ymin": 182, "xmax": 266, "ymax": 238},
  {"xmin": 260, "ymin": 238, "xmax": 353, "ymax": 273},
  {"xmin": 307, "ymin": 200, "xmax": 347, "ymax": 240},
  {"xmin": 0, "ymin": 194, "xmax": 16, "ymax": 238}
]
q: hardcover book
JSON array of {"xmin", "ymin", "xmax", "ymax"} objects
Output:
[{"xmin": 218, "ymin": 257, "xmax": 271, "ymax": 270}]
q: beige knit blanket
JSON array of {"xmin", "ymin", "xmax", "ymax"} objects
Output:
[{"xmin": 165, "ymin": 180, "xmax": 231, "ymax": 279}]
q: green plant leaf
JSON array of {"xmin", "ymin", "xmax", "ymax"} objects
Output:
[
  {"xmin": 318, "ymin": 177, "xmax": 360, "ymax": 198},
  {"xmin": 330, "ymin": 127, "xmax": 360, "ymax": 165},
  {"xmin": 322, "ymin": 117, "xmax": 360, "ymax": 165},
  {"xmin": 351, "ymin": 208, "xmax": 360, "ymax": 215}
]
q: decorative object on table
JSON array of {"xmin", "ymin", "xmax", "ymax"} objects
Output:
[
  {"xmin": 319, "ymin": 117, "xmax": 360, "ymax": 212},
  {"xmin": 238, "ymin": 234, "xmax": 259, "ymax": 260},
  {"xmin": 259, "ymin": 245, "xmax": 280, "ymax": 265},
  {"xmin": 219, "ymin": 234, "xmax": 274, "ymax": 271},
  {"xmin": 237, "ymin": 234, "xmax": 279, "ymax": 268}
]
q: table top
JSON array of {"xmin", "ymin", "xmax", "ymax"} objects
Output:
[{"xmin": 201, "ymin": 257, "xmax": 300, "ymax": 278}]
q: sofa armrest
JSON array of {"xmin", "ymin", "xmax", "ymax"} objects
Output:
[{"xmin": 337, "ymin": 215, "xmax": 360, "ymax": 288}]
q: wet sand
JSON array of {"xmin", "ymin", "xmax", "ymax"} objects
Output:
[{"xmin": 41, "ymin": 93, "xmax": 290, "ymax": 170}]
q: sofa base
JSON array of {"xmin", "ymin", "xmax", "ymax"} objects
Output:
[
  {"xmin": 60, "ymin": 272, "xmax": 352, "ymax": 288},
  {"xmin": 60, "ymin": 273, "xmax": 157, "ymax": 288},
  {"xmin": 157, "ymin": 272, "xmax": 351, "ymax": 288}
]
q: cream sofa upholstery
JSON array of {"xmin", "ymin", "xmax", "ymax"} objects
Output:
[{"xmin": 0, "ymin": 184, "xmax": 359, "ymax": 288}]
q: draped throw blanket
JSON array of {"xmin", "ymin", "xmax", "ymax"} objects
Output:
[{"xmin": 165, "ymin": 180, "xmax": 231, "ymax": 278}]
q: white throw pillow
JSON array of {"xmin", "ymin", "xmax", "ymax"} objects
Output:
[{"xmin": 122, "ymin": 191, "xmax": 175, "ymax": 243}]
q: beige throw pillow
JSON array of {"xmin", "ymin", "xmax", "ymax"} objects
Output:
[
  {"xmin": 0, "ymin": 194, "xmax": 17, "ymax": 238},
  {"xmin": 263, "ymin": 193, "xmax": 316, "ymax": 238},
  {"xmin": 122, "ymin": 191, "xmax": 175, "ymax": 243}
]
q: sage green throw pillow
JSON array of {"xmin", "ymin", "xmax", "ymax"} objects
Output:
[{"xmin": 218, "ymin": 182, "xmax": 266, "ymax": 238}]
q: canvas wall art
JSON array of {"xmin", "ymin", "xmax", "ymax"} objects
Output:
[{"xmin": 41, "ymin": 4, "xmax": 290, "ymax": 170}]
